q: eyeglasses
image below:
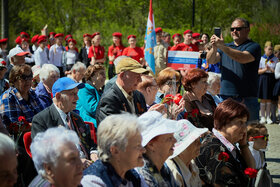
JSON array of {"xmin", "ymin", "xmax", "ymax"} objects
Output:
[
  {"xmin": 20, "ymin": 74, "xmax": 33, "ymax": 81},
  {"xmin": 230, "ymin": 27, "xmax": 247, "ymax": 32},
  {"xmin": 253, "ymin": 134, "xmax": 269, "ymax": 141}
]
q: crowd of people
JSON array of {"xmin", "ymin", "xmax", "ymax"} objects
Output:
[{"xmin": 0, "ymin": 17, "xmax": 277, "ymax": 187}]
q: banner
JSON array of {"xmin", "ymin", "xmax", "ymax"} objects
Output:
[
  {"xmin": 167, "ymin": 51, "xmax": 200, "ymax": 70},
  {"xmin": 144, "ymin": 0, "xmax": 156, "ymax": 74}
]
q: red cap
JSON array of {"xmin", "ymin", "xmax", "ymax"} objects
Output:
[
  {"xmin": 37, "ymin": 35, "xmax": 47, "ymax": 44},
  {"xmin": 183, "ymin": 30, "xmax": 192, "ymax": 35},
  {"xmin": 68, "ymin": 38, "xmax": 77, "ymax": 45},
  {"xmin": 64, "ymin": 34, "xmax": 72, "ymax": 41},
  {"xmin": 127, "ymin": 35, "xmax": 136, "ymax": 40},
  {"xmin": 92, "ymin": 32, "xmax": 100, "ymax": 38},
  {"xmin": 0, "ymin": 59, "xmax": 7, "ymax": 67},
  {"xmin": 38, "ymin": 35, "xmax": 47, "ymax": 40},
  {"xmin": 54, "ymin": 33, "xmax": 64, "ymax": 38},
  {"xmin": 172, "ymin": 33, "xmax": 182, "ymax": 39},
  {"xmin": 83, "ymin": 33, "xmax": 92, "ymax": 38},
  {"xmin": 20, "ymin": 32, "xmax": 30, "ymax": 38},
  {"xmin": 31, "ymin": 35, "xmax": 39, "ymax": 44},
  {"xmin": 192, "ymin": 33, "xmax": 200, "ymax": 38},
  {"xmin": 155, "ymin": 27, "xmax": 163, "ymax": 33},
  {"xmin": 112, "ymin": 32, "xmax": 122, "ymax": 37},
  {"xmin": 48, "ymin": 32, "xmax": 56, "ymax": 37},
  {"xmin": 0, "ymin": 38, "xmax": 8, "ymax": 43},
  {"xmin": 20, "ymin": 38, "xmax": 29, "ymax": 44},
  {"xmin": 15, "ymin": 36, "xmax": 21, "ymax": 44}
]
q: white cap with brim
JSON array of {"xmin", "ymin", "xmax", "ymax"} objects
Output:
[
  {"xmin": 8, "ymin": 47, "xmax": 29, "ymax": 59},
  {"xmin": 169, "ymin": 119, "xmax": 208, "ymax": 159},
  {"xmin": 138, "ymin": 111, "xmax": 180, "ymax": 147}
]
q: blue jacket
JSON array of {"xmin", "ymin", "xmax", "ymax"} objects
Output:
[
  {"xmin": 35, "ymin": 82, "xmax": 53, "ymax": 109},
  {"xmin": 76, "ymin": 83, "xmax": 100, "ymax": 128},
  {"xmin": 83, "ymin": 160, "xmax": 142, "ymax": 187}
]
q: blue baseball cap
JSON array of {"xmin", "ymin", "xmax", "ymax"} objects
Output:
[{"xmin": 52, "ymin": 77, "xmax": 84, "ymax": 97}]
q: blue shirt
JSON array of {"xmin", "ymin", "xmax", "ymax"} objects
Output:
[
  {"xmin": 218, "ymin": 40, "xmax": 261, "ymax": 97},
  {"xmin": 35, "ymin": 82, "xmax": 53, "ymax": 109}
]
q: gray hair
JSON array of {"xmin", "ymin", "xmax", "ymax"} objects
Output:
[
  {"xmin": 207, "ymin": 72, "xmax": 221, "ymax": 86},
  {"xmin": 97, "ymin": 113, "xmax": 141, "ymax": 162},
  {"xmin": 31, "ymin": 127, "xmax": 80, "ymax": 177},
  {"xmin": 39, "ymin": 64, "xmax": 60, "ymax": 82},
  {"xmin": 0, "ymin": 133, "xmax": 16, "ymax": 156},
  {"xmin": 71, "ymin": 62, "xmax": 86, "ymax": 72}
]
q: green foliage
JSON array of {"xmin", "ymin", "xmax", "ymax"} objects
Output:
[{"xmin": 1, "ymin": 0, "xmax": 279, "ymax": 54}]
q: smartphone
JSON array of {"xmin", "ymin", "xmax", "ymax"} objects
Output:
[{"xmin": 214, "ymin": 27, "xmax": 221, "ymax": 38}]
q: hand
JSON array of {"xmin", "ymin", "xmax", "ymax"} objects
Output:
[
  {"xmin": 81, "ymin": 158, "xmax": 92, "ymax": 169},
  {"xmin": 90, "ymin": 153, "xmax": 98, "ymax": 162},
  {"xmin": 170, "ymin": 98, "xmax": 185, "ymax": 120},
  {"xmin": 148, "ymin": 103, "xmax": 167, "ymax": 113},
  {"xmin": 238, "ymin": 131, "xmax": 247, "ymax": 146},
  {"xmin": 210, "ymin": 34, "xmax": 224, "ymax": 48}
]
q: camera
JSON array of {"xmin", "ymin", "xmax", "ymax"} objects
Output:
[{"xmin": 200, "ymin": 51, "xmax": 207, "ymax": 59}]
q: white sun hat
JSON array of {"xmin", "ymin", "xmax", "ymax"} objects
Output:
[
  {"xmin": 169, "ymin": 119, "xmax": 208, "ymax": 159},
  {"xmin": 137, "ymin": 111, "xmax": 180, "ymax": 147}
]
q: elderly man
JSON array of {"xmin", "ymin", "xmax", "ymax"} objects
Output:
[
  {"xmin": 68, "ymin": 61, "xmax": 86, "ymax": 82},
  {"xmin": 35, "ymin": 64, "xmax": 60, "ymax": 108},
  {"xmin": 5, "ymin": 47, "xmax": 29, "ymax": 79},
  {"xmin": 32, "ymin": 77, "xmax": 97, "ymax": 162},
  {"xmin": 96, "ymin": 57, "xmax": 149, "ymax": 125},
  {"xmin": 207, "ymin": 18, "xmax": 261, "ymax": 122},
  {"xmin": 170, "ymin": 29, "xmax": 199, "ymax": 51}
]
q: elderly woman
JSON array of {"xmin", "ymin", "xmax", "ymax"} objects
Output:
[
  {"xmin": 0, "ymin": 133, "xmax": 18, "ymax": 187},
  {"xmin": 155, "ymin": 67, "xmax": 181, "ymax": 104},
  {"xmin": 182, "ymin": 68, "xmax": 216, "ymax": 130},
  {"xmin": 137, "ymin": 74, "xmax": 159, "ymax": 109},
  {"xmin": 0, "ymin": 64, "xmax": 44, "ymax": 134},
  {"xmin": 29, "ymin": 127, "xmax": 83, "ymax": 187},
  {"xmin": 195, "ymin": 99, "xmax": 255, "ymax": 186},
  {"xmin": 137, "ymin": 111, "xmax": 179, "ymax": 187},
  {"xmin": 207, "ymin": 72, "xmax": 222, "ymax": 105},
  {"xmin": 76, "ymin": 64, "xmax": 106, "ymax": 127},
  {"xmin": 81, "ymin": 113, "xmax": 146, "ymax": 186},
  {"xmin": 166, "ymin": 120, "xmax": 208, "ymax": 187},
  {"xmin": 35, "ymin": 64, "xmax": 60, "ymax": 109},
  {"xmin": 68, "ymin": 62, "xmax": 87, "ymax": 83}
]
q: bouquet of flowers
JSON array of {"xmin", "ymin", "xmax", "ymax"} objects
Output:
[{"xmin": 9, "ymin": 116, "xmax": 30, "ymax": 145}]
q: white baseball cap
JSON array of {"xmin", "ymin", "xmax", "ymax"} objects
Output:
[
  {"xmin": 8, "ymin": 47, "xmax": 29, "ymax": 58},
  {"xmin": 138, "ymin": 111, "xmax": 180, "ymax": 147}
]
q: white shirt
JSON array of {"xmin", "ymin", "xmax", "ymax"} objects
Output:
[
  {"xmin": 49, "ymin": 44, "xmax": 65, "ymax": 67},
  {"xmin": 249, "ymin": 142, "xmax": 265, "ymax": 169},
  {"xmin": 65, "ymin": 50, "xmax": 78, "ymax": 65},
  {"xmin": 34, "ymin": 47, "xmax": 49, "ymax": 66},
  {"xmin": 259, "ymin": 56, "xmax": 278, "ymax": 73}
]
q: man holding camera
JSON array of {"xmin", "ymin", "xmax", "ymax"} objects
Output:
[{"xmin": 207, "ymin": 18, "xmax": 261, "ymax": 122}]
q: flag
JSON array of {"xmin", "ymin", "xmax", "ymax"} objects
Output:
[{"xmin": 144, "ymin": 0, "xmax": 156, "ymax": 74}]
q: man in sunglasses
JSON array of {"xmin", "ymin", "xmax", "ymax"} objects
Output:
[{"xmin": 207, "ymin": 18, "xmax": 261, "ymax": 122}]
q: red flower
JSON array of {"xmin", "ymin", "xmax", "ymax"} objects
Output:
[
  {"xmin": 1, "ymin": 60, "xmax": 6, "ymax": 66},
  {"xmin": 191, "ymin": 109, "xmax": 199, "ymax": 117},
  {"xmin": 218, "ymin": 152, "xmax": 230, "ymax": 162},
  {"xmin": 18, "ymin": 116, "xmax": 26, "ymax": 122},
  {"xmin": 173, "ymin": 94, "xmax": 182, "ymax": 105},
  {"xmin": 244, "ymin": 168, "xmax": 258, "ymax": 178},
  {"xmin": 163, "ymin": 94, "xmax": 174, "ymax": 105}
]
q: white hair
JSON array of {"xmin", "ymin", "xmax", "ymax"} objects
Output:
[
  {"xmin": 31, "ymin": 127, "xmax": 80, "ymax": 177},
  {"xmin": 207, "ymin": 72, "xmax": 221, "ymax": 86},
  {"xmin": 39, "ymin": 64, "xmax": 60, "ymax": 82},
  {"xmin": 71, "ymin": 62, "xmax": 86, "ymax": 72},
  {"xmin": 97, "ymin": 113, "xmax": 141, "ymax": 162},
  {"xmin": 0, "ymin": 133, "xmax": 16, "ymax": 156}
]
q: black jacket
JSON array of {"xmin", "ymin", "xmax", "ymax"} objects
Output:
[
  {"xmin": 31, "ymin": 104, "xmax": 96, "ymax": 156},
  {"xmin": 78, "ymin": 47, "xmax": 91, "ymax": 67},
  {"xmin": 96, "ymin": 83, "xmax": 147, "ymax": 125}
]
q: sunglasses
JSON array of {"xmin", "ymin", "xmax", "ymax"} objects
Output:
[
  {"xmin": 253, "ymin": 134, "xmax": 269, "ymax": 141},
  {"xmin": 230, "ymin": 27, "xmax": 247, "ymax": 32},
  {"xmin": 166, "ymin": 80, "xmax": 180, "ymax": 86},
  {"xmin": 19, "ymin": 74, "xmax": 33, "ymax": 81}
]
